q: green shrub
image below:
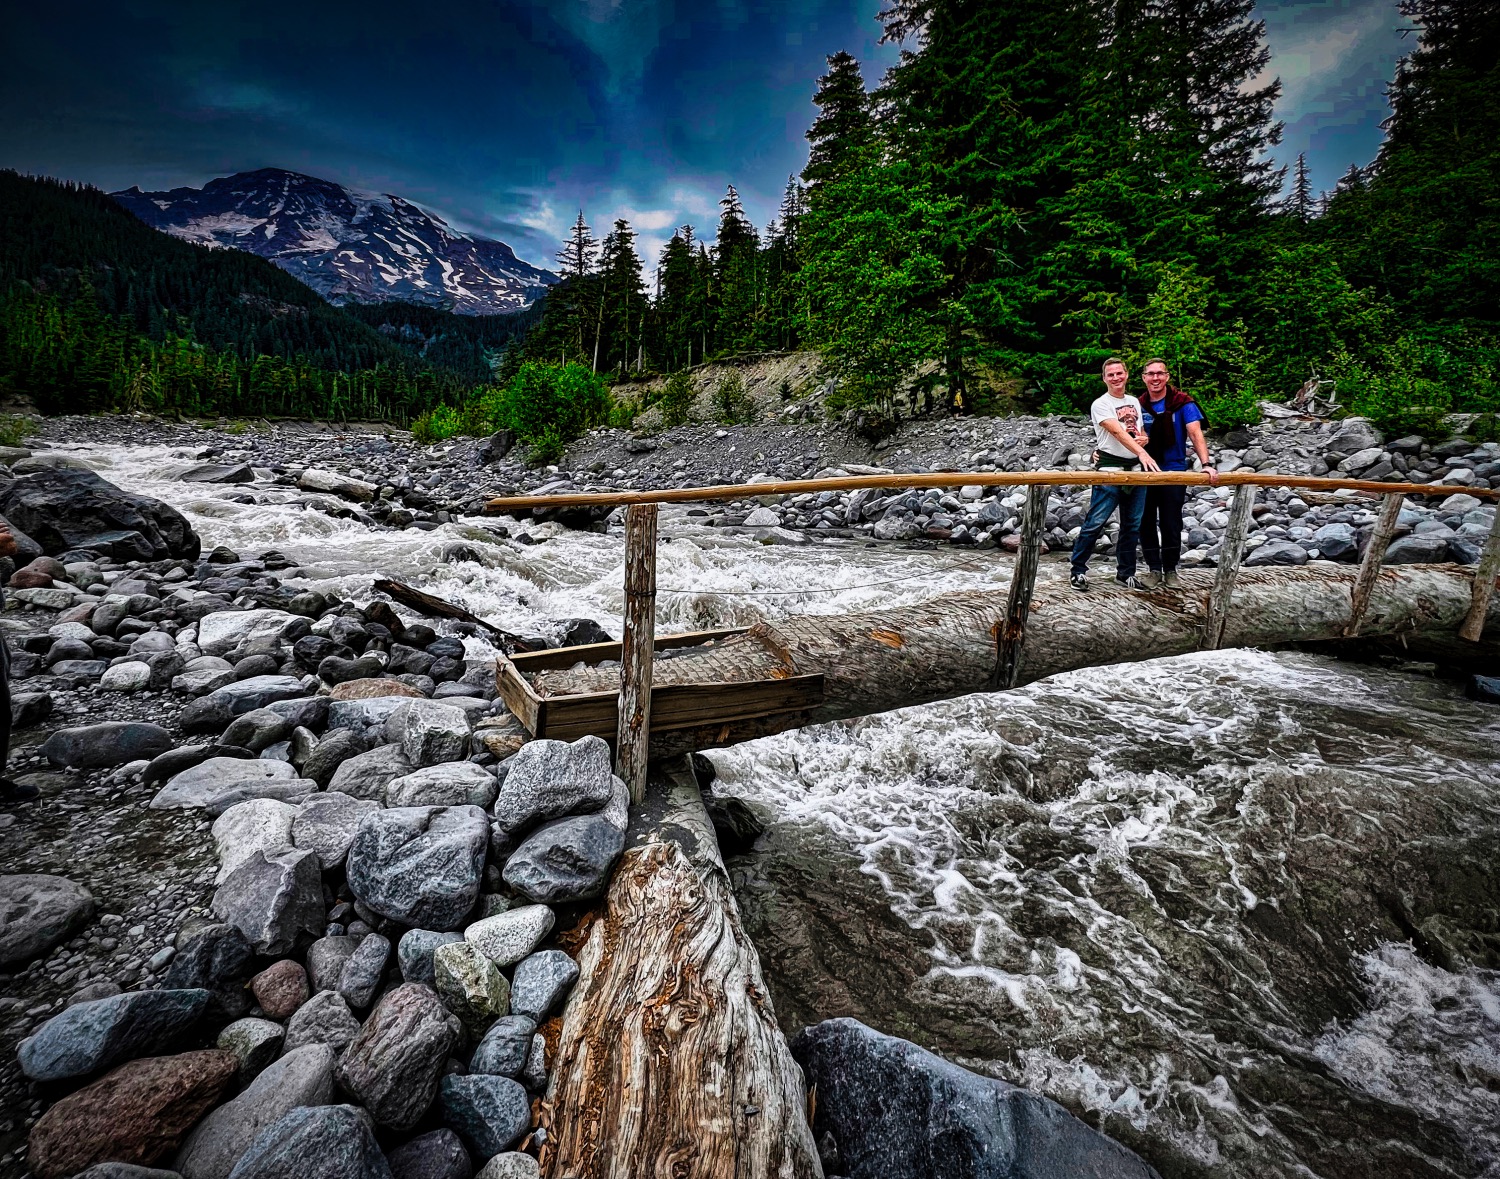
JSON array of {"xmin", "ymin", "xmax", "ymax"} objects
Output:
[
  {"xmin": 1039, "ymin": 390, "xmax": 1079, "ymax": 417},
  {"xmin": 1467, "ymin": 413, "xmax": 1500, "ymax": 444},
  {"xmin": 0, "ymin": 416, "xmax": 37, "ymax": 448},
  {"xmin": 1199, "ymin": 386, "xmax": 1262, "ymax": 431},
  {"xmin": 495, "ymin": 361, "xmax": 610, "ymax": 446},
  {"xmin": 712, "ymin": 372, "xmax": 758, "ymax": 425},
  {"xmin": 658, "ymin": 370, "xmax": 695, "ymax": 427},
  {"xmin": 527, "ymin": 424, "xmax": 566, "ymax": 467}
]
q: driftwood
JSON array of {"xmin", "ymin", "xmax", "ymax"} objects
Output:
[
  {"xmin": 611, "ymin": 564, "xmax": 1500, "ymax": 757},
  {"xmin": 540, "ymin": 758, "xmax": 822, "ymax": 1179},
  {"xmin": 371, "ymin": 578, "xmax": 537, "ymax": 650},
  {"xmin": 616, "ymin": 505, "xmax": 658, "ymax": 802}
]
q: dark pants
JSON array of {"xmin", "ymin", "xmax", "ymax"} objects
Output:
[
  {"xmin": 1070, "ymin": 484, "xmax": 1146, "ymax": 580},
  {"xmin": 0, "ymin": 630, "xmax": 11, "ymax": 778},
  {"xmin": 1141, "ymin": 485, "xmax": 1187, "ymax": 574}
]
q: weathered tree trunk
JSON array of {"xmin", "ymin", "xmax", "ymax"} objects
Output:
[
  {"xmin": 634, "ymin": 564, "xmax": 1500, "ymax": 757},
  {"xmin": 540, "ymin": 758, "xmax": 822, "ymax": 1179}
]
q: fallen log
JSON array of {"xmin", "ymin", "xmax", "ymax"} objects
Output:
[
  {"xmin": 554, "ymin": 563, "xmax": 1499, "ymax": 758},
  {"xmin": 540, "ymin": 757, "xmax": 822, "ymax": 1179},
  {"xmin": 371, "ymin": 578, "xmax": 538, "ymax": 650}
]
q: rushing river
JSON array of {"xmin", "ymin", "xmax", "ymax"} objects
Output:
[{"xmin": 59, "ymin": 442, "xmax": 1500, "ymax": 1179}]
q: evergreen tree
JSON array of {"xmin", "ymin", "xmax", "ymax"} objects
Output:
[
  {"xmin": 713, "ymin": 186, "xmax": 761, "ymax": 353},
  {"xmin": 555, "ymin": 212, "xmax": 598, "ymax": 278},
  {"xmin": 803, "ymin": 52, "xmax": 876, "ymax": 193},
  {"xmin": 597, "ymin": 219, "xmax": 649, "ymax": 374},
  {"xmin": 1286, "ymin": 152, "xmax": 1315, "ymax": 222}
]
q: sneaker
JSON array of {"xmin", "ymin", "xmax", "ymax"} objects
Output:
[
  {"xmin": 1117, "ymin": 575, "xmax": 1146, "ymax": 590},
  {"xmin": 1070, "ymin": 572, "xmax": 1088, "ymax": 592},
  {"xmin": 1163, "ymin": 571, "xmax": 1181, "ymax": 587},
  {"xmin": 1140, "ymin": 570, "xmax": 1162, "ymax": 588}
]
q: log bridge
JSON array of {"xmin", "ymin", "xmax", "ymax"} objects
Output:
[{"xmin": 482, "ymin": 469, "xmax": 1500, "ymax": 1179}]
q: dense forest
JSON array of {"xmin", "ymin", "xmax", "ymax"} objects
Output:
[
  {"xmin": 518, "ymin": 0, "xmax": 1498, "ymax": 438},
  {"xmin": 0, "ymin": 172, "xmax": 502, "ymax": 420}
]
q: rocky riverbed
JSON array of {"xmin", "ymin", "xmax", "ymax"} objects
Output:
[{"xmin": 0, "ymin": 409, "xmax": 1497, "ymax": 1179}]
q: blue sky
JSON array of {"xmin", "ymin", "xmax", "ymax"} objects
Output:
[{"xmin": 2, "ymin": 0, "xmax": 1411, "ymax": 272}]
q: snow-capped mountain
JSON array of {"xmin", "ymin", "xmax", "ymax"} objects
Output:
[{"xmin": 112, "ymin": 169, "xmax": 556, "ymax": 315}]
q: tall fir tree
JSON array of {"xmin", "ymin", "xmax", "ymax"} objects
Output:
[
  {"xmin": 1286, "ymin": 153, "xmax": 1315, "ymax": 222},
  {"xmin": 803, "ymin": 52, "xmax": 877, "ymax": 193}
]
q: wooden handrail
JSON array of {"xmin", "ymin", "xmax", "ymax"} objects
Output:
[{"xmin": 485, "ymin": 469, "xmax": 1497, "ymax": 512}]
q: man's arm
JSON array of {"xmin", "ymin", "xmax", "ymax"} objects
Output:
[
  {"xmin": 1186, "ymin": 420, "xmax": 1218, "ymax": 484},
  {"xmin": 1098, "ymin": 419, "xmax": 1162, "ymax": 473}
]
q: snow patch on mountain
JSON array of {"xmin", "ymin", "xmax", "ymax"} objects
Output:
[{"xmin": 112, "ymin": 168, "xmax": 557, "ymax": 315}]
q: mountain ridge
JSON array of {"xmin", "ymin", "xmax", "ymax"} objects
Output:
[{"xmin": 112, "ymin": 168, "xmax": 557, "ymax": 315}]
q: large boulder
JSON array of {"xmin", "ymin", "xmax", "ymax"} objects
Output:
[
  {"xmin": 0, "ymin": 873, "xmax": 95, "ymax": 965},
  {"xmin": 174, "ymin": 1044, "xmax": 337, "ymax": 1179},
  {"xmin": 1384, "ymin": 532, "xmax": 1453, "ymax": 564},
  {"xmin": 328, "ymin": 744, "xmax": 413, "ymax": 801},
  {"xmin": 161, "ymin": 925, "xmax": 256, "ymax": 1015},
  {"xmin": 197, "ymin": 610, "xmax": 303, "ymax": 658},
  {"xmin": 387, "ymin": 762, "xmax": 499, "ymax": 809},
  {"xmin": 19, "ymin": 988, "xmax": 211, "ymax": 1081},
  {"xmin": 1243, "ymin": 539, "xmax": 1309, "ymax": 567},
  {"xmin": 469, "ymin": 1016, "xmax": 536, "ymax": 1079},
  {"xmin": 27, "ymin": 1050, "xmax": 236, "ymax": 1179},
  {"xmin": 509, "ymin": 951, "xmax": 579, "ymax": 1024},
  {"xmin": 211, "ymin": 800, "xmax": 298, "ymax": 883},
  {"xmin": 792, "ymin": 1018, "xmax": 1161, "ymax": 1179},
  {"xmin": 489, "ymin": 735, "xmax": 616, "ymax": 835},
  {"xmin": 1311, "ymin": 522, "xmax": 1359, "ymax": 562},
  {"xmin": 463, "ymin": 906, "xmax": 554, "ymax": 969},
  {"xmin": 292, "ymin": 792, "xmax": 380, "ymax": 871},
  {"xmin": 284, "ymin": 991, "xmax": 362, "ymax": 1058},
  {"xmin": 0, "ymin": 467, "xmax": 200, "ymax": 561},
  {"xmin": 432, "ymin": 941, "xmax": 509, "ymax": 1037},
  {"xmin": 438, "ymin": 1075, "xmax": 531, "ymax": 1163},
  {"xmin": 210, "ymin": 847, "xmax": 324, "ymax": 955},
  {"xmin": 347, "ymin": 806, "xmax": 488, "ymax": 930},
  {"xmin": 386, "ymin": 1129, "xmax": 471, "ymax": 1179},
  {"xmin": 501, "ymin": 815, "xmax": 624, "ymax": 904},
  {"xmin": 385, "ymin": 700, "xmax": 472, "ymax": 768},
  {"xmin": 151, "ymin": 758, "xmax": 313, "ymax": 814},
  {"xmin": 1326, "ymin": 417, "xmax": 1383, "ymax": 455},
  {"xmin": 219, "ymin": 1104, "xmax": 391, "ymax": 1179},
  {"xmin": 335, "ymin": 983, "xmax": 462, "ymax": 1130},
  {"xmin": 41, "ymin": 722, "xmax": 174, "ymax": 769}
]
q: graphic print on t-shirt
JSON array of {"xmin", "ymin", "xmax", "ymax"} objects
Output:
[{"xmin": 1115, "ymin": 403, "xmax": 1141, "ymax": 439}]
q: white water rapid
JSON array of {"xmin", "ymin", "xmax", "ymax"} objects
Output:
[{"xmin": 56, "ymin": 441, "xmax": 1500, "ymax": 1179}]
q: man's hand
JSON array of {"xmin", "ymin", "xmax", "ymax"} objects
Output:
[
  {"xmin": 1139, "ymin": 453, "xmax": 1162, "ymax": 474},
  {"xmin": 1203, "ymin": 466, "xmax": 1220, "ymax": 486}
]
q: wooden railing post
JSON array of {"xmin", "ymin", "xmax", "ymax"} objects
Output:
[
  {"xmin": 991, "ymin": 483, "xmax": 1048, "ymax": 689},
  {"xmin": 1201, "ymin": 484, "xmax": 1255, "ymax": 651},
  {"xmin": 1459, "ymin": 503, "xmax": 1500, "ymax": 642},
  {"xmin": 616, "ymin": 503, "xmax": 658, "ymax": 803},
  {"xmin": 1345, "ymin": 492, "xmax": 1405, "ymax": 637}
]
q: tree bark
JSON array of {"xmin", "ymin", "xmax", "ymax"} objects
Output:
[{"xmin": 540, "ymin": 758, "xmax": 822, "ymax": 1179}]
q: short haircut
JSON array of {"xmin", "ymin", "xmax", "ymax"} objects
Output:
[
  {"xmin": 1101, "ymin": 357, "xmax": 1127, "ymax": 375},
  {"xmin": 1143, "ymin": 357, "xmax": 1170, "ymax": 372}
]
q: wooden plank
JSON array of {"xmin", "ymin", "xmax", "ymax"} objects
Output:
[
  {"xmin": 616, "ymin": 503, "xmax": 658, "ymax": 803},
  {"xmin": 493, "ymin": 658, "xmax": 541, "ymax": 733},
  {"xmin": 991, "ymin": 482, "xmax": 1048, "ymax": 690},
  {"xmin": 486, "ymin": 470, "xmax": 1499, "ymax": 513},
  {"xmin": 508, "ymin": 628, "xmax": 750, "ymax": 672},
  {"xmin": 1200, "ymin": 484, "xmax": 1256, "ymax": 651},
  {"xmin": 531, "ymin": 675, "xmax": 826, "ymax": 743},
  {"xmin": 1344, "ymin": 493, "xmax": 1405, "ymax": 637},
  {"xmin": 1460, "ymin": 503, "xmax": 1500, "ymax": 642}
]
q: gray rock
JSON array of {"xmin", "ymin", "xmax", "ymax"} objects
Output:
[
  {"xmin": 162, "ymin": 923, "xmax": 255, "ymax": 1011},
  {"xmin": 0, "ymin": 465, "xmax": 200, "ymax": 560},
  {"xmin": 212, "ymin": 799, "xmax": 299, "ymax": 883},
  {"xmin": 0, "ymin": 873, "xmax": 95, "ymax": 965},
  {"xmin": 174, "ymin": 666, "xmax": 240, "ymax": 696},
  {"xmin": 197, "ymin": 610, "xmax": 301, "ymax": 658},
  {"xmin": 490, "ymin": 735, "xmax": 615, "ymax": 834},
  {"xmin": 462, "ymin": 907, "xmax": 555, "ymax": 969},
  {"xmin": 509, "ymin": 951, "xmax": 578, "ymax": 1024},
  {"xmin": 151, "ymin": 757, "xmax": 311, "ymax": 813},
  {"xmin": 385, "ymin": 700, "xmax": 473, "ymax": 767},
  {"xmin": 433, "ymin": 941, "xmax": 510, "ymax": 1036},
  {"xmin": 439, "ymin": 1074, "xmax": 532, "ymax": 1163},
  {"xmin": 302, "ymin": 728, "xmax": 375, "ymax": 788},
  {"xmin": 387, "ymin": 762, "xmax": 499, "ymax": 810},
  {"xmin": 1327, "ymin": 418, "xmax": 1383, "ymax": 454},
  {"xmin": 198, "ymin": 675, "xmax": 309, "ymax": 719},
  {"xmin": 1385, "ymin": 533, "xmax": 1453, "ymax": 564},
  {"xmin": 101, "ymin": 660, "xmax": 153, "ymax": 692},
  {"xmin": 398, "ymin": 929, "xmax": 466, "ymax": 987},
  {"xmin": 40, "ymin": 722, "xmax": 173, "ymax": 769},
  {"xmin": 502, "ymin": 815, "xmax": 624, "ymax": 904},
  {"xmin": 792, "ymin": 1017, "xmax": 1161, "ymax": 1179},
  {"xmin": 266, "ymin": 695, "xmax": 331, "ymax": 732},
  {"xmin": 335, "ymin": 983, "xmax": 462, "ymax": 1130},
  {"xmin": 330, "ymin": 744, "xmax": 414, "ymax": 801},
  {"xmin": 70, "ymin": 1166, "xmax": 186, "ymax": 1179},
  {"xmin": 181, "ymin": 462, "xmax": 256, "ymax": 485},
  {"xmin": 520, "ymin": 1034, "xmax": 547, "ymax": 1093},
  {"xmin": 215, "ymin": 1018, "xmax": 285, "ymax": 1082},
  {"xmin": 221, "ymin": 709, "xmax": 295, "ymax": 754},
  {"xmin": 293, "ymin": 793, "xmax": 381, "ymax": 871},
  {"xmin": 211, "ymin": 847, "xmax": 324, "ymax": 955},
  {"xmin": 300, "ymin": 469, "xmax": 378, "ymax": 502},
  {"xmin": 1243, "ymin": 539, "xmax": 1309, "ymax": 567},
  {"xmin": 307, "ymin": 936, "xmax": 361, "ymax": 994},
  {"xmin": 284, "ymin": 990, "xmax": 362, "ymax": 1058},
  {"xmin": 474, "ymin": 1155, "xmax": 537, "ymax": 1179},
  {"xmin": 469, "ymin": 1016, "xmax": 536, "ymax": 1079},
  {"xmin": 338, "ymin": 933, "xmax": 392, "ymax": 1009},
  {"xmin": 1449, "ymin": 537, "xmax": 1484, "ymax": 565},
  {"xmin": 1336, "ymin": 446, "xmax": 1385, "ymax": 474},
  {"xmin": 386, "ymin": 1130, "xmax": 471, "ymax": 1179},
  {"xmin": 347, "ymin": 806, "xmax": 489, "ymax": 930},
  {"xmin": 222, "ymin": 1104, "xmax": 390, "ymax": 1179},
  {"xmin": 327, "ymin": 695, "xmax": 423, "ymax": 734},
  {"xmin": 1311, "ymin": 522, "xmax": 1359, "ymax": 562},
  {"xmin": 18, "ymin": 988, "xmax": 210, "ymax": 1081}
]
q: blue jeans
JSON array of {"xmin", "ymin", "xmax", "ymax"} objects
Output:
[{"xmin": 1070, "ymin": 484, "xmax": 1146, "ymax": 580}]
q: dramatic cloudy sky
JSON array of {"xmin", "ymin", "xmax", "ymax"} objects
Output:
[{"xmin": 3, "ymin": 0, "xmax": 1410, "ymax": 271}]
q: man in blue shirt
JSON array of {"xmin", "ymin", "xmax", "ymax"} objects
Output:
[{"xmin": 1139, "ymin": 359, "xmax": 1217, "ymax": 586}]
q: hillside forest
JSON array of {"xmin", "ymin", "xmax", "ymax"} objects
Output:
[{"xmin": 0, "ymin": 0, "xmax": 1494, "ymax": 457}]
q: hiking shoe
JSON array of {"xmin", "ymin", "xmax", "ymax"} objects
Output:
[
  {"xmin": 1163, "ymin": 571, "xmax": 1181, "ymax": 587},
  {"xmin": 1118, "ymin": 575, "xmax": 1146, "ymax": 590},
  {"xmin": 1070, "ymin": 572, "xmax": 1088, "ymax": 592},
  {"xmin": 1140, "ymin": 570, "xmax": 1162, "ymax": 588}
]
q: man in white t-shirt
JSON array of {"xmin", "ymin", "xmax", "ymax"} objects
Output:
[{"xmin": 1069, "ymin": 357, "xmax": 1160, "ymax": 591}]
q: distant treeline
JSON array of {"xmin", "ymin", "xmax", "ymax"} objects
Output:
[
  {"xmin": 0, "ymin": 172, "xmax": 511, "ymax": 420},
  {"xmin": 521, "ymin": 0, "xmax": 1499, "ymax": 437}
]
